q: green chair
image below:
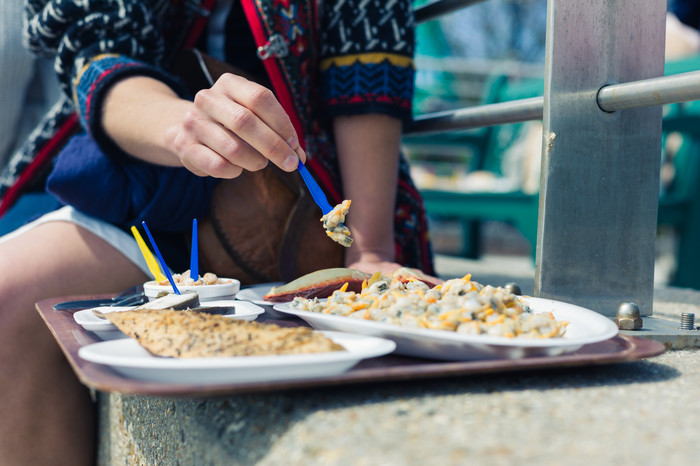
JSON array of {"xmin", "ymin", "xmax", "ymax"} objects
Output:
[{"xmin": 407, "ymin": 54, "xmax": 700, "ymax": 288}]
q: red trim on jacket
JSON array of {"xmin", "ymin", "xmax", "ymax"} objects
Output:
[
  {"xmin": 240, "ymin": 0, "xmax": 306, "ymax": 151},
  {"xmin": 239, "ymin": 0, "xmax": 342, "ymax": 204},
  {"xmin": 0, "ymin": 114, "xmax": 81, "ymax": 216}
]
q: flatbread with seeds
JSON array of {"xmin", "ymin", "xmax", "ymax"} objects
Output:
[{"xmin": 101, "ymin": 309, "xmax": 344, "ymax": 358}]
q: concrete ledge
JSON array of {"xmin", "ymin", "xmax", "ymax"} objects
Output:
[
  {"xmin": 95, "ymin": 256, "xmax": 700, "ymax": 465},
  {"xmin": 97, "ymin": 349, "xmax": 700, "ymax": 465}
]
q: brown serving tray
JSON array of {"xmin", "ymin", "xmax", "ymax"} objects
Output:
[{"xmin": 37, "ymin": 296, "xmax": 666, "ymax": 398}]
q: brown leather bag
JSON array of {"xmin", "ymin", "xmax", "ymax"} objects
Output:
[{"xmin": 172, "ymin": 50, "xmax": 344, "ymax": 285}]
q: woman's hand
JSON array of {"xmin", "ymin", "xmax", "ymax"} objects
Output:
[
  {"xmin": 102, "ymin": 74, "xmax": 305, "ymax": 177},
  {"xmin": 171, "ymin": 73, "xmax": 306, "ymax": 178},
  {"xmin": 346, "ymin": 251, "xmax": 402, "ymax": 276},
  {"xmin": 347, "ymin": 253, "xmax": 443, "ymax": 286}
]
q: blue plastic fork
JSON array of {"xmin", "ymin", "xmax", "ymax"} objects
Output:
[
  {"xmin": 141, "ymin": 221, "xmax": 181, "ymax": 295},
  {"xmin": 190, "ymin": 218, "xmax": 199, "ymax": 281},
  {"xmin": 298, "ymin": 161, "xmax": 333, "ymax": 215}
]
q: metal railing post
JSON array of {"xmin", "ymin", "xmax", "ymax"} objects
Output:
[{"xmin": 535, "ymin": 0, "xmax": 666, "ymax": 316}]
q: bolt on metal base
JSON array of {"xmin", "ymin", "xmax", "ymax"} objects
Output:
[
  {"xmin": 614, "ymin": 302, "xmax": 643, "ymax": 330},
  {"xmin": 680, "ymin": 313, "xmax": 696, "ymax": 331}
]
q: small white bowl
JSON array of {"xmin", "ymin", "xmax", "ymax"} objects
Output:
[{"xmin": 144, "ymin": 278, "xmax": 241, "ymax": 302}]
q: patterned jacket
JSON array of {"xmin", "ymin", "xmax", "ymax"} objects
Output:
[{"xmin": 2, "ymin": 0, "xmax": 434, "ymax": 273}]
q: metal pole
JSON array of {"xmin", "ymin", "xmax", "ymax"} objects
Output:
[
  {"xmin": 415, "ymin": 0, "xmax": 487, "ymax": 24},
  {"xmin": 409, "ymin": 97, "xmax": 543, "ymax": 134},
  {"xmin": 408, "ymin": 71, "xmax": 700, "ymax": 135},
  {"xmin": 598, "ymin": 71, "xmax": 700, "ymax": 112},
  {"xmin": 535, "ymin": 0, "xmax": 666, "ymax": 317}
]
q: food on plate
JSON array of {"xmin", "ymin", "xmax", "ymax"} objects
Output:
[
  {"xmin": 390, "ymin": 267, "xmax": 443, "ymax": 288},
  {"xmin": 290, "ymin": 274, "xmax": 567, "ymax": 339},
  {"xmin": 92, "ymin": 291, "xmax": 201, "ymax": 320},
  {"xmin": 135, "ymin": 290, "xmax": 200, "ymax": 309},
  {"xmin": 264, "ymin": 268, "xmax": 370, "ymax": 302},
  {"xmin": 100, "ymin": 309, "xmax": 344, "ymax": 358},
  {"xmin": 263, "ymin": 267, "xmax": 443, "ymax": 303},
  {"xmin": 153, "ymin": 269, "xmax": 228, "ymax": 286},
  {"xmin": 145, "ymin": 273, "xmax": 239, "ymax": 302},
  {"xmin": 321, "ymin": 200, "xmax": 353, "ymax": 247}
]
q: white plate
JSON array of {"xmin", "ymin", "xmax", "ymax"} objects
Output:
[
  {"xmin": 74, "ymin": 300, "xmax": 265, "ymax": 340},
  {"xmin": 272, "ymin": 297, "xmax": 619, "ymax": 361},
  {"xmin": 77, "ymin": 331, "xmax": 396, "ymax": 384},
  {"xmin": 234, "ymin": 282, "xmax": 285, "ymax": 305},
  {"xmin": 236, "ymin": 282, "xmax": 294, "ymax": 319}
]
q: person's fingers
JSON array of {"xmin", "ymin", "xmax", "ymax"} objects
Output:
[
  {"xmin": 180, "ymin": 106, "xmax": 269, "ymax": 175},
  {"xmin": 195, "ymin": 74, "xmax": 304, "ymax": 171},
  {"xmin": 294, "ymin": 143, "xmax": 307, "ymax": 165},
  {"xmin": 172, "ymin": 112, "xmax": 248, "ymax": 178},
  {"xmin": 179, "ymin": 143, "xmax": 246, "ymax": 179}
]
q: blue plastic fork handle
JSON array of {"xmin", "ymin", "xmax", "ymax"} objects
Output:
[
  {"xmin": 141, "ymin": 221, "xmax": 181, "ymax": 295},
  {"xmin": 298, "ymin": 162, "xmax": 333, "ymax": 215},
  {"xmin": 190, "ymin": 218, "xmax": 199, "ymax": 281}
]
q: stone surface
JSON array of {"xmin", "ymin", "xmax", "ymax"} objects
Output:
[
  {"xmin": 96, "ymin": 255, "xmax": 700, "ymax": 465},
  {"xmin": 98, "ymin": 350, "xmax": 700, "ymax": 465}
]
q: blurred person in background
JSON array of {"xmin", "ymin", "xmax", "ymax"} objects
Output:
[{"xmin": 667, "ymin": 0, "xmax": 700, "ymax": 58}]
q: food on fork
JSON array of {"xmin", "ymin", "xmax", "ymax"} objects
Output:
[
  {"xmin": 100, "ymin": 309, "xmax": 344, "ymax": 358},
  {"xmin": 322, "ymin": 200, "xmax": 353, "ymax": 247}
]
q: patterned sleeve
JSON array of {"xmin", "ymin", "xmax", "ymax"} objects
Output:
[
  {"xmin": 318, "ymin": 0, "xmax": 416, "ymax": 124},
  {"xmin": 24, "ymin": 0, "xmax": 187, "ymax": 155}
]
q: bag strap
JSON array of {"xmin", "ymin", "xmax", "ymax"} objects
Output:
[
  {"xmin": 240, "ymin": 0, "xmax": 308, "ymax": 150},
  {"xmin": 210, "ymin": 166, "xmax": 301, "ymax": 283}
]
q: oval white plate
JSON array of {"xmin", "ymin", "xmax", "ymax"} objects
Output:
[
  {"xmin": 235, "ymin": 282, "xmax": 294, "ymax": 318},
  {"xmin": 78, "ymin": 331, "xmax": 396, "ymax": 384},
  {"xmin": 234, "ymin": 282, "xmax": 285, "ymax": 305},
  {"xmin": 74, "ymin": 300, "xmax": 264, "ymax": 340},
  {"xmin": 272, "ymin": 297, "xmax": 618, "ymax": 361}
]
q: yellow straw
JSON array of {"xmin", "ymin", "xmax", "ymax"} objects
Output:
[{"xmin": 130, "ymin": 226, "xmax": 167, "ymax": 282}]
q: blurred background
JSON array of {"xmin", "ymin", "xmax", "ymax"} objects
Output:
[{"xmin": 407, "ymin": 0, "xmax": 700, "ymax": 288}]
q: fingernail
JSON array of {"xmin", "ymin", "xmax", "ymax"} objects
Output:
[
  {"xmin": 287, "ymin": 135, "xmax": 299, "ymax": 149},
  {"xmin": 295, "ymin": 146, "xmax": 307, "ymax": 163},
  {"xmin": 283, "ymin": 154, "xmax": 299, "ymax": 171}
]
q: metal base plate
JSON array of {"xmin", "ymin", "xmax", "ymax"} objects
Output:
[{"xmin": 620, "ymin": 316, "xmax": 700, "ymax": 349}]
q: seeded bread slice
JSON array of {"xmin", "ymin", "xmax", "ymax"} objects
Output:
[{"xmin": 101, "ymin": 309, "xmax": 344, "ymax": 358}]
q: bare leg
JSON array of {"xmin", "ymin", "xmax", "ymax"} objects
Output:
[{"xmin": 0, "ymin": 222, "xmax": 149, "ymax": 466}]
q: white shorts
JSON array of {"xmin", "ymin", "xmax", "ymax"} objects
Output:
[{"xmin": 0, "ymin": 206, "xmax": 152, "ymax": 277}]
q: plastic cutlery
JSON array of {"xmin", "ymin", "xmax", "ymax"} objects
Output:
[
  {"xmin": 190, "ymin": 218, "xmax": 199, "ymax": 281},
  {"xmin": 298, "ymin": 161, "xmax": 333, "ymax": 215},
  {"xmin": 52, "ymin": 285, "xmax": 146, "ymax": 310},
  {"xmin": 130, "ymin": 226, "xmax": 167, "ymax": 283},
  {"xmin": 141, "ymin": 221, "xmax": 181, "ymax": 295}
]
